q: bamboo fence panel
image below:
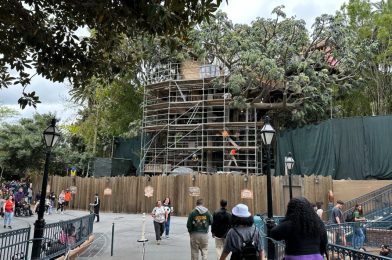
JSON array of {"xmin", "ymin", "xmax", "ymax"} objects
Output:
[{"xmin": 31, "ymin": 174, "xmax": 333, "ymax": 217}]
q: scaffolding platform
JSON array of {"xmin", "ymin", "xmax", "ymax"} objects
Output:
[{"xmin": 140, "ymin": 61, "xmax": 261, "ymax": 175}]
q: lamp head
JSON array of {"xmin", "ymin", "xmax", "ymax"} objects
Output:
[
  {"xmin": 43, "ymin": 118, "xmax": 60, "ymax": 148},
  {"xmin": 260, "ymin": 116, "xmax": 275, "ymax": 145}
]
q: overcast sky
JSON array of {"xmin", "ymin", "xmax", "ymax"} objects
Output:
[{"xmin": 0, "ymin": 0, "xmax": 347, "ymax": 124}]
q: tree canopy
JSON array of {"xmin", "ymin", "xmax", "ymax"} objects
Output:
[
  {"xmin": 0, "ymin": 113, "xmax": 92, "ymax": 178},
  {"xmin": 0, "ymin": 0, "xmax": 224, "ymax": 108},
  {"xmin": 190, "ymin": 8, "xmax": 362, "ymax": 127}
]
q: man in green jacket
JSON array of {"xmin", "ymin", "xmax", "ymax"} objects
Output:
[{"xmin": 187, "ymin": 198, "xmax": 213, "ymax": 260}]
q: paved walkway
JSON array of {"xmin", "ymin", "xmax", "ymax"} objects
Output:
[
  {"xmin": 78, "ymin": 211, "xmax": 218, "ymax": 260},
  {"xmin": 1, "ymin": 210, "xmax": 219, "ymax": 259}
]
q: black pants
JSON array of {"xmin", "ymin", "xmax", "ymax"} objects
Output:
[
  {"xmin": 94, "ymin": 208, "xmax": 100, "ymax": 222},
  {"xmin": 153, "ymin": 221, "xmax": 164, "ymax": 241},
  {"xmin": 57, "ymin": 202, "xmax": 64, "ymax": 212}
]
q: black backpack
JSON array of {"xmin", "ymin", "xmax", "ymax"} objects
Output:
[
  {"xmin": 233, "ymin": 227, "xmax": 258, "ymax": 260},
  {"xmin": 345, "ymin": 210, "xmax": 354, "ymax": 222}
]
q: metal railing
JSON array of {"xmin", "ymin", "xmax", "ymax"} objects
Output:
[
  {"xmin": 0, "ymin": 227, "xmax": 31, "ymax": 260},
  {"xmin": 145, "ymin": 62, "xmax": 229, "ymax": 85},
  {"xmin": 39, "ymin": 214, "xmax": 95, "ymax": 259},
  {"xmin": 264, "ymin": 237, "xmax": 285, "ymax": 260},
  {"xmin": 325, "ymin": 221, "xmax": 392, "ymax": 248},
  {"xmin": 327, "ymin": 243, "xmax": 391, "ymax": 259},
  {"xmin": 0, "ymin": 214, "xmax": 94, "ymax": 260},
  {"xmin": 256, "ymin": 219, "xmax": 392, "ymax": 259},
  {"xmin": 326, "ymin": 184, "xmax": 392, "ymax": 220},
  {"xmin": 342, "ymin": 189, "xmax": 392, "ymax": 221}
]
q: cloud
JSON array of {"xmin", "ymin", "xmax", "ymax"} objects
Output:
[
  {"xmin": 221, "ymin": 0, "xmax": 347, "ymax": 29},
  {"xmin": 0, "ymin": 75, "xmax": 79, "ymax": 124}
]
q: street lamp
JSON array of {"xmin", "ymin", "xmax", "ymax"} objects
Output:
[
  {"xmin": 285, "ymin": 152, "xmax": 295, "ymax": 200},
  {"xmin": 260, "ymin": 116, "xmax": 275, "ymax": 260},
  {"xmin": 31, "ymin": 118, "xmax": 60, "ymax": 259}
]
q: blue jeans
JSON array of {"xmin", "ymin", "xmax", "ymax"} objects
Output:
[
  {"xmin": 4, "ymin": 212, "xmax": 13, "ymax": 226},
  {"xmin": 352, "ymin": 227, "xmax": 365, "ymax": 249},
  {"xmin": 164, "ymin": 219, "xmax": 171, "ymax": 236}
]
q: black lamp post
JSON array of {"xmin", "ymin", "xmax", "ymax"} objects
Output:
[
  {"xmin": 260, "ymin": 116, "xmax": 275, "ymax": 260},
  {"xmin": 31, "ymin": 118, "xmax": 60, "ymax": 259},
  {"xmin": 285, "ymin": 152, "xmax": 295, "ymax": 200}
]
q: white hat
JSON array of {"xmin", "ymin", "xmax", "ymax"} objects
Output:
[{"xmin": 232, "ymin": 204, "xmax": 251, "ymax": 218}]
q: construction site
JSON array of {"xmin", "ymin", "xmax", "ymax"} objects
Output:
[{"xmin": 141, "ymin": 61, "xmax": 265, "ymax": 175}]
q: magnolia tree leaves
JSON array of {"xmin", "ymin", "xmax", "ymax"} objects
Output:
[{"xmin": 191, "ymin": 7, "xmax": 363, "ymax": 127}]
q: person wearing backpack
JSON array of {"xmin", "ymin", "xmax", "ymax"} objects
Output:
[
  {"xmin": 187, "ymin": 198, "xmax": 213, "ymax": 260},
  {"xmin": 212, "ymin": 199, "xmax": 231, "ymax": 259},
  {"xmin": 270, "ymin": 197, "xmax": 328, "ymax": 260},
  {"xmin": 219, "ymin": 204, "xmax": 263, "ymax": 260}
]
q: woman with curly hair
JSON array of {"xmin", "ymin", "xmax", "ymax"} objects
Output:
[{"xmin": 270, "ymin": 197, "xmax": 328, "ymax": 260}]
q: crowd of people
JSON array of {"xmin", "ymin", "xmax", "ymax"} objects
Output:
[
  {"xmin": 0, "ymin": 180, "xmax": 74, "ymax": 229},
  {"xmin": 150, "ymin": 197, "xmax": 328, "ymax": 260},
  {"xmin": 149, "ymin": 195, "xmax": 390, "ymax": 259}
]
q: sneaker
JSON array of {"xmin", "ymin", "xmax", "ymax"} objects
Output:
[
  {"xmin": 165, "ymin": 236, "xmax": 170, "ymax": 239},
  {"xmin": 3, "ymin": 225, "xmax": 5, "ymax": 228},
  {"xmin": 8, "ymin": 226, "xmax": 12, "ymax": 229},
  {"xmin": 157, "ymin": 241, "xmax": 160, "ymax": 245}
]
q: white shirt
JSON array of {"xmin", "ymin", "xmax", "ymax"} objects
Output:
[
  {"xmin": 152, "ymin": 206, "xmax": 166, "ymax": 223},
  {"xmin": 317, "ymin": 208, "xmax": 323, "ymax": 218}
]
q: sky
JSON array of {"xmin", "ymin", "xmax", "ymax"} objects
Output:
[{"xmin": 0, "ymin": 0, "xmax": 347, "ymax": 124}]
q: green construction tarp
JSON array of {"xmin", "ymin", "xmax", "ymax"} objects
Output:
[{"xmin": 276, "ymin": 115, "xmax": 392, "ymax": 180}]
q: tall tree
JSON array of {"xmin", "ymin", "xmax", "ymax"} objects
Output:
[
  {"xmin": 345, "ymin": 0, "xmax": 392, "ymax": 115},
  {"xmin": 191, "ymin": 8, "xmax": 362, "ymax": 127},
  {"xmin": 0, "ymin": 114, "xmax": 92, "ymax": 178}
]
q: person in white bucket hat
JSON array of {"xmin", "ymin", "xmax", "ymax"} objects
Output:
[{"xmin": 219, "ymin": 204, "xmax": 263, "ymax": 260}]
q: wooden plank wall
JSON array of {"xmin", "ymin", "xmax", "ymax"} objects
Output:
[{"xmin": 31, "ymin": 174, "xmax": 332, "ymax": 216}]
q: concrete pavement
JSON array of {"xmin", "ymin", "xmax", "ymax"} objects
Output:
[
  {"xmin": 1, "ymin": 210, "xmax": 219, "ymax": 259},
  {"xmin": 78, "ymin": 211, "xmax": 218, "ymax": 260}
]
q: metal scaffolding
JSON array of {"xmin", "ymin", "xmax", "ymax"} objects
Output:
[{"xmin": 140, "ymin": 62, "xmax": 262, "ymax": 175}]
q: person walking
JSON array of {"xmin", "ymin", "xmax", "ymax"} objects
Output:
[
  {"xmin": 57, "ymin": 190, "xmax": 65, "ymax": 214},
  {"xmin": 219, "ymin": 203, "xmax": 262, "ymax": 260},
  {"xmin": 163, "ymin": 197, "xmax": 173, "ymax": 239},
  {"xmin": 27, "ymin": 187, "xmax": 33, "ymax": 204},
  {"xmin": 187, "ymin": 198, "xmax": 213, "ymax": 260},
  {"xmin": 64, "ymin": 189, "xmax": 71, "ymax": 210},
  {"xmin": 316, "ymin": 201, "xmax": 324, "ymax": 219},
  {"xmin": 152, "ymin": 200, "xmax": 166, "ymax": 245},
  {"xmin": 3, "ymin": 195, "xmax": 15, "ymax": 229},
  {"xmin": 49, "ymin": 191, "xmax": 56, "ymax": 214},
  {"xmin": 270, "ymin": 197, "xmax": 328, "ymax": 259},
  {"xmin": 331, "ymin": 200, "xmax": 346, "ymax": 246},
  {"xmin": 352, "ymin": 204, "xmax": 366, "ymax": 250},
  {"xmin": 92, "ymin": 193, "xmax": 100, "ymax": 222},
  {"xmin": 211, "ymin": 199, "xmax": 231, "ymax": 260}
]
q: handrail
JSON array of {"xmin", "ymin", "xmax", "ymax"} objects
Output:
[
  {"xmin": 327, "ymin": 243, "xmax": 391, "ymax": 259},
  {"xmin": 342, "ymin": 188, "xmax": 392, "ymax": 221},
  {"xmin": 326, "ymin": 184, "xmax": 392, "ymax": 217},
  {"xmin": 0, "ymin": 214, "xmax": 94, "ymax": 260}
]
